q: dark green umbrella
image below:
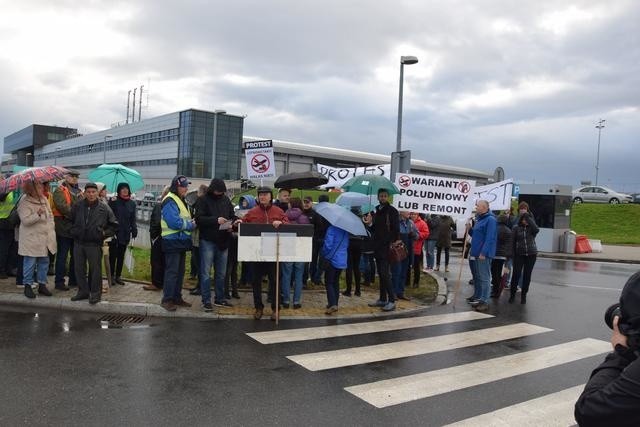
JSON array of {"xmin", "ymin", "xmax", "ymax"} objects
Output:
[{"xmin": 341, "ymin": 174, "xmax": 399, "ymax": 196}]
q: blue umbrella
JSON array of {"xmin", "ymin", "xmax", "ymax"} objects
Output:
[
  {"xmin": 335, "ymin": 192, "xmax": 378, "ymax": 208},
  {"xmin": 88, "ymin": 164, "xmax": 145, "ymax": 193},
  {"xmin": 314, "ymin": 202, "xmax": 367, "ymax": 236}
]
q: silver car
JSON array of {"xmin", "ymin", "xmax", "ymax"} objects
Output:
[{"xmin": 572, "ymin": 186, "xmax": 633, "ymax": 204}]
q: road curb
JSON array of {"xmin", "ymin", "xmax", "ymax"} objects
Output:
[
  {"xmin": 538, "ymin": 253, "xmax": 640, "ymax": 264},
  {"xmin": 0, "ymin": 293, "xmax": 432, "ymax": 321}
]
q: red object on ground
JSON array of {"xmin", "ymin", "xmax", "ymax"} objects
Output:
[{"xmin": 575, "ymin": 235, "xmax": 592, "ymax": 254}]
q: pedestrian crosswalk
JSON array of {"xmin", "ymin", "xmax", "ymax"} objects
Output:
[{"xmin": 246, "ymin": 311, "xmax": 609, "ymax": 425}]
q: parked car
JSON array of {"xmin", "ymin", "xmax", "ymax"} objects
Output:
[
  {"xmin": 630, "ymin": 193, "xmax": 640, "ymax": 204},
  {"xmin": 572, "ymin": 186, "xmax": 633, "ymax": 204}
]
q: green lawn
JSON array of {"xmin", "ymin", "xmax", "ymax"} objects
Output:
[{"xmin": 571, "ymin": 203, "xmax": 640, "ymax": 245}]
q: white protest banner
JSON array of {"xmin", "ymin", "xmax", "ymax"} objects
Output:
[
  {"xmin": 244, "ymin": 140, "xmax": 276, "ymax": 179},
  {"xmin": 317, "ymin": 163, "xmax": 390, "ymax": 189},
  {"xmin": 472, "ymin": 179, "xmax": 514, "ymax": 211},
  {"xmin": 393, "ymin": 173, "xmax": 476, "ymax": 219}
]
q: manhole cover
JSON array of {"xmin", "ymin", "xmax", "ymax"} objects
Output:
[{"xmin": 98, "ymin": 314, "xmax": 148, "ymax": 328}]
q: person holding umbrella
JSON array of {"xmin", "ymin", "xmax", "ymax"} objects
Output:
[
  {"xmin": 17, "ymin": 181, "xmax": 57, "ymax": 299},
  {"xmin": 52, "ymin": 169, "xmax": 81, "ymax": 291},
  {"xmin": 108, "ymin": 183, "xmax": 138, "ymax": 286},
  {"xmin": 322, "ymin": 223, "xmax": 349, "ymax": 315}
]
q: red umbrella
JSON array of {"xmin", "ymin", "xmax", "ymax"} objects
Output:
[{"xmin": 0, "ymin": 166, "xmax": 71, "ymax": 194}]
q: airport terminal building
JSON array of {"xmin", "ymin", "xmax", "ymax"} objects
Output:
[{"xmin": 3, "ymin": 108, "xmax": 493, "ymax": 195}]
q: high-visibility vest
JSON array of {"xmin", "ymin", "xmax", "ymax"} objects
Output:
[
  {"xmin": 0, "ymin": 192, "xmax": 14, "ymax": 219},
  {"xmin": 160, "ymin": 192, "xmax": 192, "ymax": 238},
  {"xmin": 52, "ymin": 185, "xmax": 72, "ymax": 217}
]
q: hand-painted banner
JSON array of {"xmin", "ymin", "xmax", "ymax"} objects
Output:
[
  {"xmin": 245, "ymin": 140, "xmax": 276, "ymax": 179},
  {"xmin": 472, "ymin": 179, "xmax": 513, "ymax": 211},
  {"xmin": 392, "ymin": 173, "xmax": 476, "ymax": 218},
  {"xmin": 317, "ymin": 163, "xmax": 390, "ymax": 189}
]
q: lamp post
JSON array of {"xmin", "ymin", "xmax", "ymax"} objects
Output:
[
  {"xmin": 391, "ymin": 55, "xmax": 418, "ymax": 180},
  {"xmin": 211, "ymin": 110, "xmax": 226, "ymax": 178},
  {"xmin": 595, "ymin": 119, "xmax": 605, "ymax": 186},
  {"xmin": 103, "ymin": 134, "xmax": 113, "ymax": 165}
]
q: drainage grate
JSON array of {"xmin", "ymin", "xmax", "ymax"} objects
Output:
[{"xmin": 98, "ymin": 314, "xmax": 146, "ymax": 324}]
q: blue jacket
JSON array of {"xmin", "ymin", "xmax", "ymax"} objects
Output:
[
  {"xmin": 161, "ymin": 195, "xmax": 194, "ymax": 252},
  {"xmin": 321, "ymin": 225, "xmax": 349, "ymax": 269},
  {"xmin": 469, "ymin": 211, "xmax": 497, "ymax": 258}
]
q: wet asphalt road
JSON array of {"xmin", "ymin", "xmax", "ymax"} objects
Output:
[{"xmin": 1, "ymin": 257, "xmax": 638, "ymax": 426}]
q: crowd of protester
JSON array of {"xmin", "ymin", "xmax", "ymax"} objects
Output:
[{"xmin": 0, "ymin": 171, "xmax": 538, "ymax": 319}]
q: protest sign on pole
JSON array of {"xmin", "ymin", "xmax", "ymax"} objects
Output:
[
  {"xmin": 317, "ymin": 163, "xmax": 390, "ymax": 189},
  {"xmin": 392, "ymin": 173, "xmax": 476, "ymax": 219},
  {"xmin": 472, "ymin": 179, "xmax": 514, "ymax": 211},
  {"xmin": 244, "ymin": 140, "xmax": 276, "ymax": 180}
]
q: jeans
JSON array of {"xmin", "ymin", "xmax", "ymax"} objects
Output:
[
  {"xmin": 325, "ymin": 264, "xmax": 341, "ymax": 307},
  {"xmin": 424, "ymin": 240, "xmax": 436, "ymax": 269},
  {"xmin": 391, "ymin": 256, "xmax": 410, "ymax": 297},
  {"xmin": 199, "ymin": 239, "xmax": 228, "ymax": 304},
  {"xmin": 474, "ymin": 257, "xmax": 492, "ymax": 303},
  {"xmin": 23, "ymin": 256, "xmax": 49, "ymax": 285},
  {"xmin": 361, "ymin": 253, "xmax": 375, "ymax": 284},
  {"xmin": 281, "ymin": 261, "xmax": 304, "ymax": 304},
  {"xmin": 511, "ymin": 254, "xmax": 537, "ymax": 295},
  {"xmin": 55, "ymin": 236, "xmax": 76, "ymax": 287},
  {"xmin": 162, "ymin": 251, "xmax": 187, "ymax": 303}
]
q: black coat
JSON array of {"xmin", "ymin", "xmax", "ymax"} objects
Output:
[
  {"xmin": 108, "ymin": 197, "xmax": 137, "ymax": 243},
  {"xmin": 574, "ymin": 345, "xmax": 640, "ymax": 426},
  {"xmin": 193, "ymin": 193, "xmax": 235, "ymax": 250},
  {"xmin": 495, "ymin": 222, "xmax": 513, "ymax": 259},
  {"xmin": 372, "ymin": 203, "xmax": 399, "ymax": 249},
  {"xmin": 512, "ymin": 213, "xmax": 539, "ymax": 256},
  {"xmin": 149, "ymin": 202, "xmax": 162, "ymax": 240},
  {"xmin": 71, "ymin": 200, "xmax": 118, "ymax": 246}
]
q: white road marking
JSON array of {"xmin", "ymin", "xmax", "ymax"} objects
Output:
[
  {"xmin": 345, "ymin": 338, "xmax": 609, "ymax": 408},
  {"xmin": 288, "ymin": 323, "xmax": 552, "ymax": 371},
  {"xmin": 444, "ymin": 384, "xmax": 584, "ymax": 426},
  {"xmin": 247, "ymin": 311, "xmax": 493, "ymax": 344}
]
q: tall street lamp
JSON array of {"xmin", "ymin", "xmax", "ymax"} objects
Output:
[
  {"xmin": 396, "ymin": 55, "xmax": 418, "ymax": 154},
  {"xmin": 595, "ymin": 119, "xmax": 605, "ymax": 186},
  {"xmin": 103, "ymin": 134, "xmax": 113, "ymax": 165},
  {"xmin": 211, "ymin": 110, "xmax": 226, "ymax": 178}
]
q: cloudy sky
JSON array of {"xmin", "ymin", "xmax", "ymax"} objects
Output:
[{"xmin": 1, "ymin": 0, "xmax": 639, "ymax": 191}]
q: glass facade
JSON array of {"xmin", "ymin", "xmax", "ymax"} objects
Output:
[{"xmin": 178, "ymin": 110, "xmax": 243, "ymax": 180}]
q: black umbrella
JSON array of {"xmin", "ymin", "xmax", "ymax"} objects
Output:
[{"xmin": 274, "ymin": 170, "xmax": 329, "ymax": 189}]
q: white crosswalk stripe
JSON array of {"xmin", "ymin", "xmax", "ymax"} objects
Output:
[
  {"xmin": 444, "ymin": 384, "xmax": 584, "ymax": 427},
  {"xmin": 247, "ymin": 311, "xmax": 493, "ymax": 344},
  {"xmin": 344, "ymin": 338, "xmax": 609, "ymax": 408},
  {"xmin": 287, "ymin": 323, "xmax": 552, "ymax": 371}
]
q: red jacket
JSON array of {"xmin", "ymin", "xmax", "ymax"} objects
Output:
[
  {"xmin": 243, "ymin": 203, "xmax": 289, "ymax": 225},
  {"xmin": 412, "ymin": 216, "xmax": 430, "ymax": 255}
]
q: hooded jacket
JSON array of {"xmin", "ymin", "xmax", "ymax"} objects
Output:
[
  {"xmin": 194, "ymin": 191, "xmax": 236, "ymax": 249},
  {"xmin": 322, "ymin": 225, "xmax": 348, "ymax": 269},
  {"xmin": 285, "ymin": 207, "xmax": 311, "ymax": 225},
  {"xmin": 412, "ymin": 216, "xmax": 430, "ymax": 255},
  {"xmin": 238, "ymin": 195, "xmax": 257, "ymax": 209}
]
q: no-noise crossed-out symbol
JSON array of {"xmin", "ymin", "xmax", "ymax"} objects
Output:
[
  {"xmin": 251, "ymin": 154, "xmax": 270, "ymax": 173},
  {"xmin": 398, "ymin": 175, "xmax": 411, "ymax": 188},
  {"xmin": 457, "ymin": 181, "xmax": 471, "ymax": 193}
]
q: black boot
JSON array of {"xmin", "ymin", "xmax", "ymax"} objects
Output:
[
  {"xmin": 24, "ymin": 285, "xmax": 36, "ymax": 299},
  {"xmin": 38, "ymin": 284, "xmax": 52, "ymax": 296}
]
